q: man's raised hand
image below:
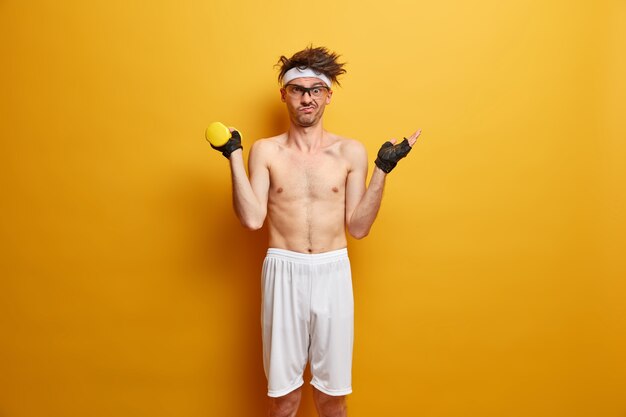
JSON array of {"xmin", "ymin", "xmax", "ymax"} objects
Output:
[
  {"xmin": 374, "ymin": 129, "xmax": 421, "ymax": 173},
  {"xmin": 211, "ymin": 129, "xmax": 243, "ymax": 159}
]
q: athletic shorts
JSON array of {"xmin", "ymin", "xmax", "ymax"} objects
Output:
[{"xmin": 261, "ymin": 247, "xmax": 354, "ymax": 398}]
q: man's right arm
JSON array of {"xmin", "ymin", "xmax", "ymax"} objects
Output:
[{"xmin": 227, "ymin": 140, "xmax": 270, "ymax": 230}]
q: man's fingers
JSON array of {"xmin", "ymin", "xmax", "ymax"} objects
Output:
[
  {"xmin": 386, "ymin": 129, "xmax": 421, "ymax": 147},
  {"xmin": 407, "ymin": 129, "xmax": 421, "ymax": 147}
]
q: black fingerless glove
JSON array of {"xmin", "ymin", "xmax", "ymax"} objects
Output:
[
  {"xmin": 211, "ymin": 130, "xmax": 243, "ymax": 159},
  {"xmin": 374, "ymin": 138, "xmax": 412, "ymax": 173}
]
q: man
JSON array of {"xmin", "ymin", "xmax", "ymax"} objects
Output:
[{"xmin": 211, "ymin": 46, "xmax": 420, "ymax": 417}]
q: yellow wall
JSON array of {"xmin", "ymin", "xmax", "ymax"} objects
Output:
[{"xmin": 1, "ymin": 0, "xmax": 624, "ymax": 416}]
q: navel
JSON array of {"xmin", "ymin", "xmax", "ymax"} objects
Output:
[{"xmin": 307, "ymin": 248, "xmax": 313, "ymax": 253}]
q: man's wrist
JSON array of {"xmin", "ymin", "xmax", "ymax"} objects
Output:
[
  {"xmin": 374, "ymin": 157, "xmax": 396, "ymax": 173},
  {"xmin": 228, "ymin": 148, "xmax": 243, "ymax": 162},
  {"xmin": 373, "ymin": 164, "xmax": 389, "ymax": 176}
]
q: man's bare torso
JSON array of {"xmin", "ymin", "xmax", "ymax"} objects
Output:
[{"xmin": 256, "ymin": 132, "xmax": 359, "ymax": 254}]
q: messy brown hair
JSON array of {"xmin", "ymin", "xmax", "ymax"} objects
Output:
[{"xmin": 276, "ymin": 45, "xmax": 347, "ymax": 86}]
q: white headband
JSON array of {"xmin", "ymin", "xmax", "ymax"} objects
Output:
[{"xmin": 282, "ymin": 67, "xmax": 332, "ymax": 88}]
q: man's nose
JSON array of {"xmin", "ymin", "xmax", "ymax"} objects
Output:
[{"xmin": 300, "ymin": 91, "xmax": 313, "ymax": 102}]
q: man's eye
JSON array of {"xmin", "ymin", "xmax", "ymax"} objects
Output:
[
  {"xmin": 292, "ymin": 86, "xmax": 304, "ymax": 93},
  {"xmin": 312, "ymin": 88, "xmax": 322, "ymax": 94}
]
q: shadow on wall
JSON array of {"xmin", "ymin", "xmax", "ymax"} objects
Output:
[
  {"xmin": 256, "ymin": 93, "xmax": 290, "ymax": 139},
  {"xmin": 179, "ymin": 168, "xmax": 269, "ymax": 414}
]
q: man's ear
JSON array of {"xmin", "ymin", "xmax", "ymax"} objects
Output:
[
  {"xmin": 280, "ymin": 88, "xmax": 286, "ymax": 102},
  {"xmin": 326, "ymin": 89, "xmax": 333, "ymax": 104}
]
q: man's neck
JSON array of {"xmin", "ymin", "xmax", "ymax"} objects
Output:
[{"xmin": 287, "ymin": 122, "xmax": 325, "ymax": 152}]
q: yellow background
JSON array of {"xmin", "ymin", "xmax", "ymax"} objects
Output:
[{"xmin": 1, "ymin": 0, "xmax": 624, "ymax": 416}]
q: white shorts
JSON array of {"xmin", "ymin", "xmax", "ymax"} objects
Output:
[{"xmin": 261, "ymin": 248, "xmax": 354, "ymax": 398}]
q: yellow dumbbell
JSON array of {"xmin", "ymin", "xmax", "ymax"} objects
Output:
[{"xmin": 205, "ymin": 121, "xmax": 242, "ymax": 147}]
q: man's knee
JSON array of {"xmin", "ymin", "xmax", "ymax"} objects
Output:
[
  {"xmin": 313, "ymin": 389, "xmax": 347, "ymax": 417},
  {"xmin": 268, "ymin": 387, "xmax": 302, "ymax": 417}
]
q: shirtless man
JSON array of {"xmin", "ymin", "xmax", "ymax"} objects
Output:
[{"xmin": 211, "ymin": 46, "xmax": 420, "ymax": 417}]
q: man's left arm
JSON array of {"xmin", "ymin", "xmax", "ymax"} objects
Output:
[{"xmin": 345, "ymin": 130, "xmax": 421, "ymax": 239}]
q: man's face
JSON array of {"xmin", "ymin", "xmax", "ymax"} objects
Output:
[{"xmin": 280, "ymin": 77, "xmax": 333, "ymax": 128}]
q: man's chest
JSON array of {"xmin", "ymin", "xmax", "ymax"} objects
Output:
[{"xmin": 268, "ymin": 152, "xmax": 349, "ymax": 200}]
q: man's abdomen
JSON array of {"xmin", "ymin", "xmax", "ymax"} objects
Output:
[{"xmin": 267, "ymin": 200, "xmax": 347, "ymax": 254}]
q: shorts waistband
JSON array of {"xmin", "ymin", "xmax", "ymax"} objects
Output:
[{"xmin": 266, "ymin": 248, "xmax": 348, "ymax": 264}]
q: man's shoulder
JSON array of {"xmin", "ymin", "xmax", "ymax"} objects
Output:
[
  {"xmin": 326, "ymin": 133, "xmax": 365, "ymax": 153},
  {"xmin": 253, "ymin": 133, "xmax": 285, "ymax": 145},
  {"xmin": 250, "ymin": 134, "xmax": 286, "ymax": 155},
  {"xmin": 321, "ymin": 134, "xmax": 367, "ymax": 172},
  {"xmin": 329, "ymin": 134, "xmax": 367, "ymax": 163}
]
